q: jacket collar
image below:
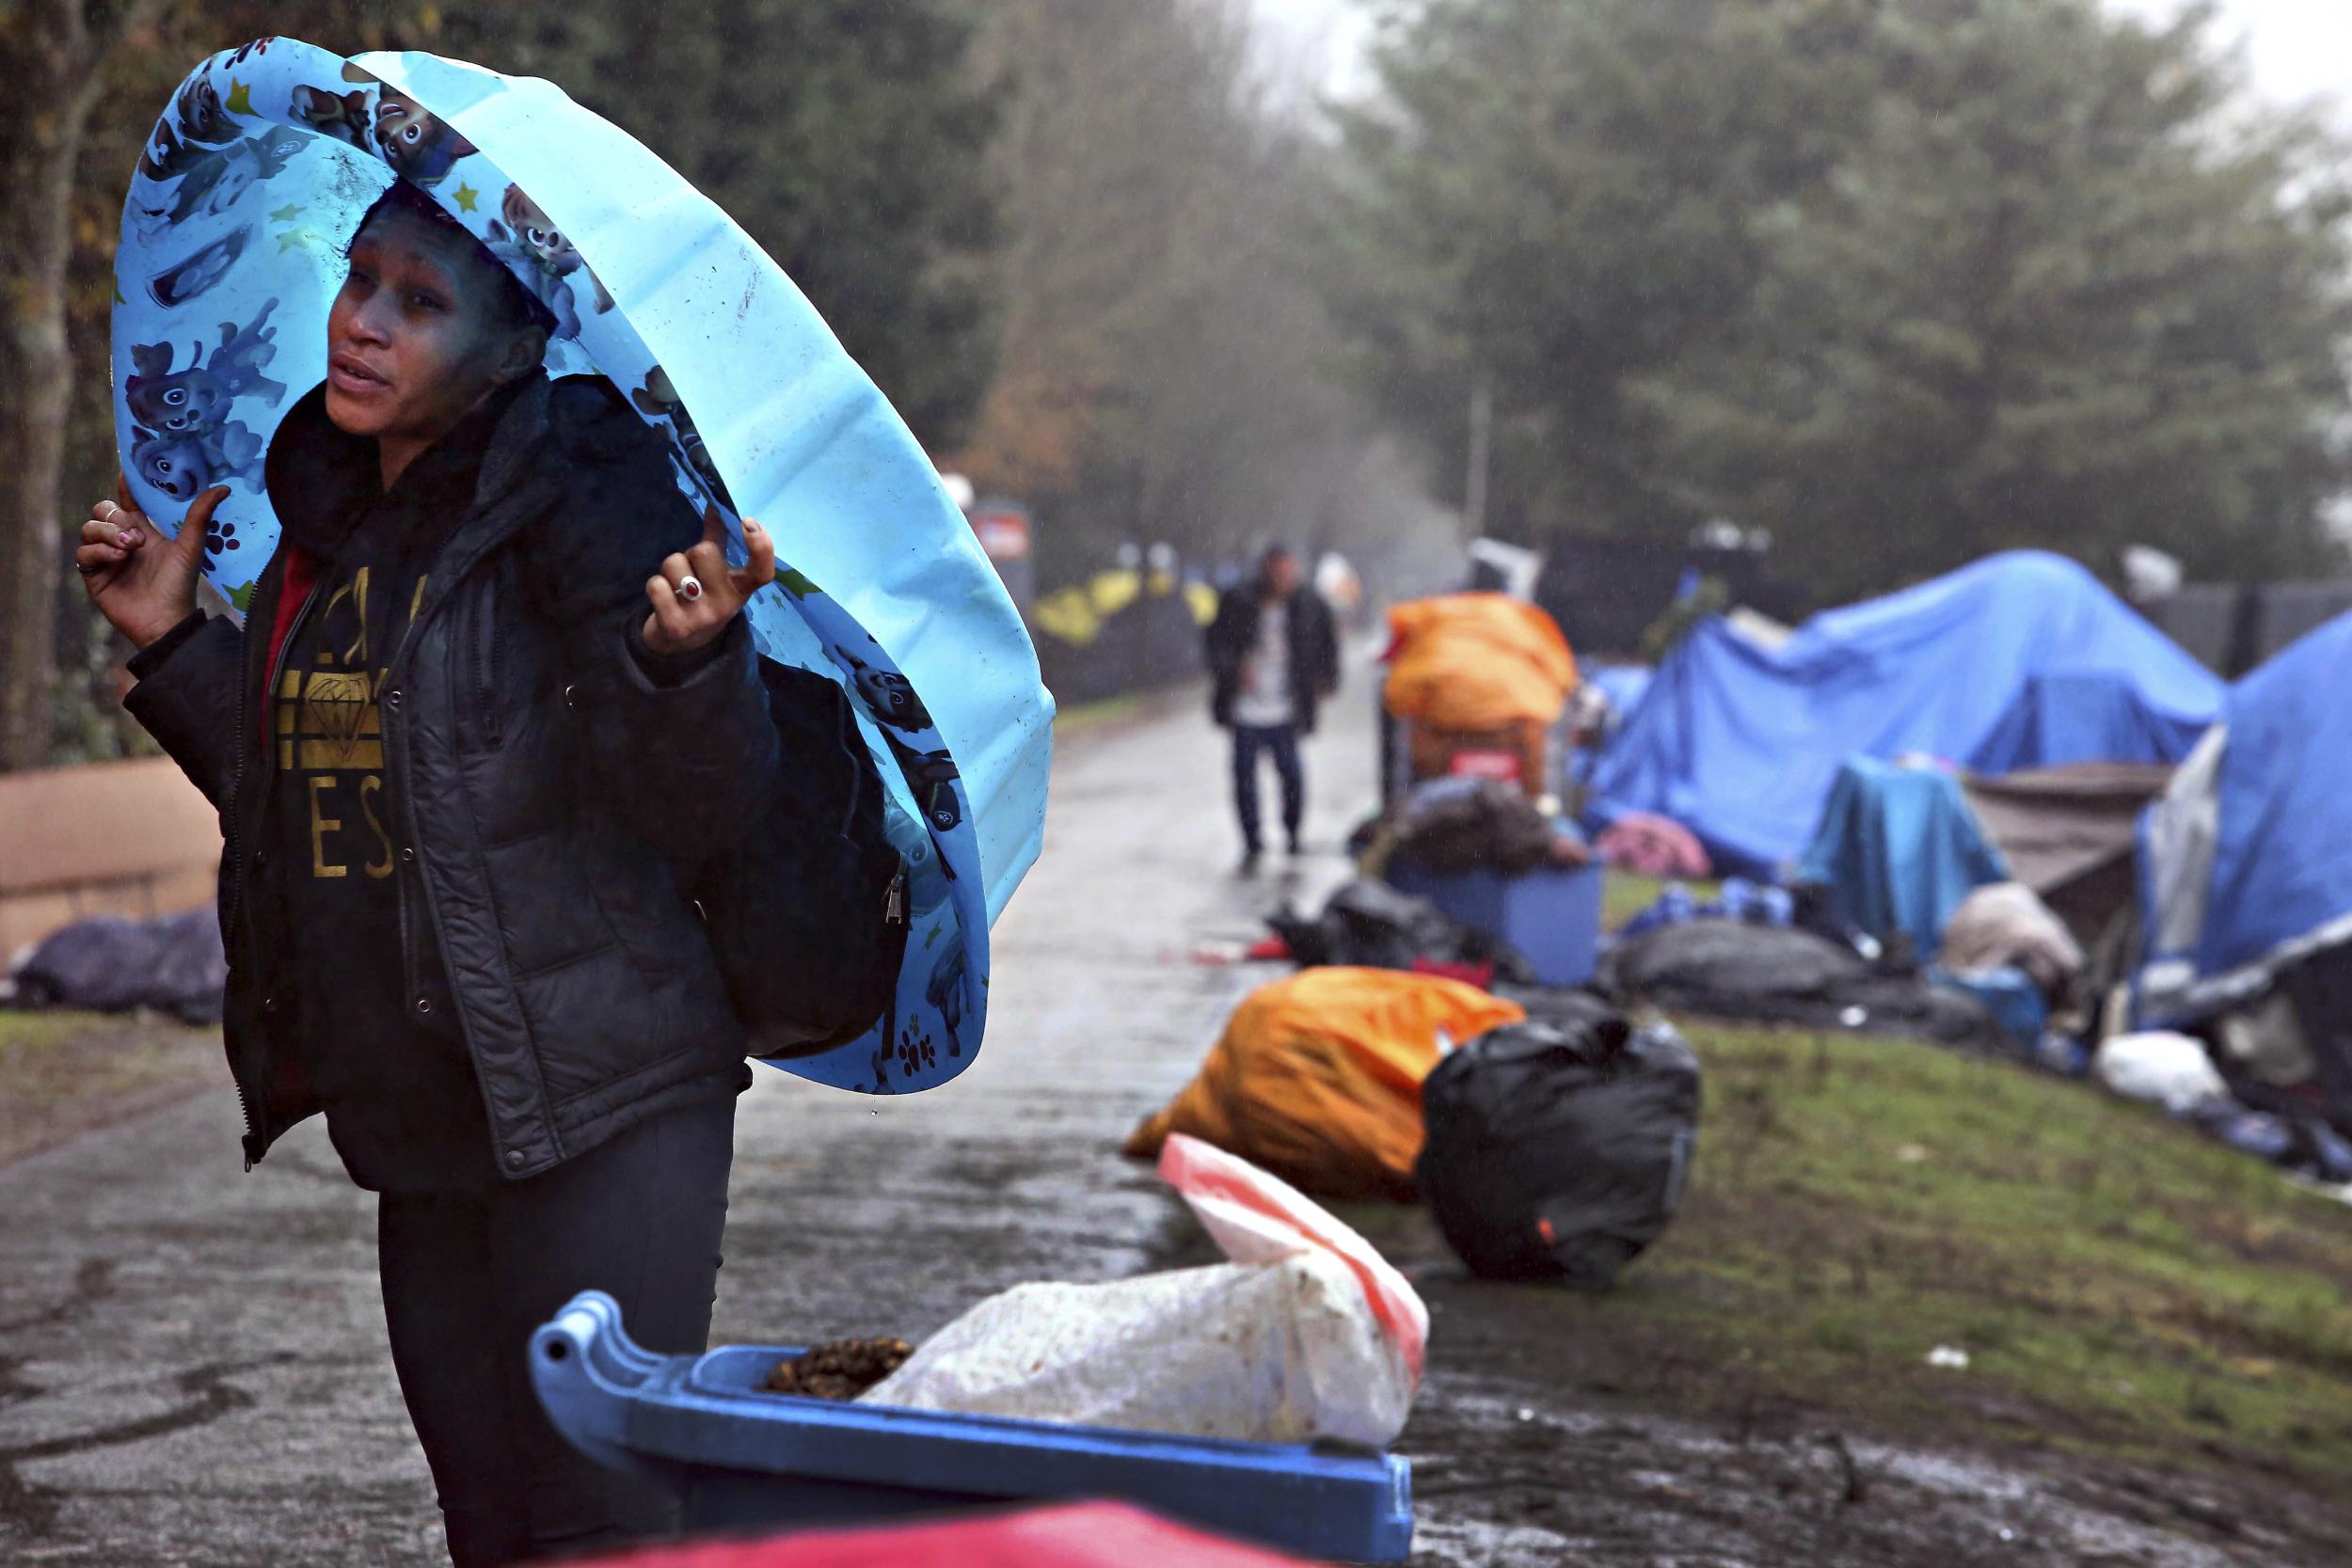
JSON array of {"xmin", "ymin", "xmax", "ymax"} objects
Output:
[{"xmin": 262, "ymin": 372, "xmax": 549, "ymax": 560}]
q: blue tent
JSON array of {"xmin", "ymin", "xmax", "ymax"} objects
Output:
[
  {"xmin": 1585, "ymin": 664, "xmax": 1653, "ymax": 716},
  {"xmin": 2138, "ymin": 611, "xmax": 2352, "ymax": 1022},
  {"xmin": 1587, "ymin": 552, "xmax": 2222, "ymax": 879}
]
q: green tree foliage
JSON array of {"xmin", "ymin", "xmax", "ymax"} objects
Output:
[{"xmin": 1336, "ymin": 0, "xmax": 2352, "ymax": 596}]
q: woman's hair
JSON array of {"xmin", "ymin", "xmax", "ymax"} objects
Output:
[{"xmin": 350, "ymin": 180, "xmax": 558, "ymax": 336}]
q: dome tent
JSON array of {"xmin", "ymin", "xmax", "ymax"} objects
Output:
[{"xmin": 113, "ymin": 38, "xmax": 1052, "ymax": 1093}]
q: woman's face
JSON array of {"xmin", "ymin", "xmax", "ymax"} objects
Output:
[{"xmin": 324, "ymin": 207, "xmax": 534, "ymax": 446}]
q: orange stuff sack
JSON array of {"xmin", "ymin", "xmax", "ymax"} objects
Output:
[
  {"xmin": 1125, "ymin": 968, "xmax": 1526, "ymax": 1201},
  {"xmin": 1382, "ymin": 594, "xmax": 1577, "ymax": 731}
]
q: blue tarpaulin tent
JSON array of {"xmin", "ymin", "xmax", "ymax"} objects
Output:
[
  {"xmin": 1586, "ymin": 552, "xmax": 2221, "ymax": 879},
  {"xmin": 2138, "ymin": 611, "xmax": 2352, "ymax": 1022}
]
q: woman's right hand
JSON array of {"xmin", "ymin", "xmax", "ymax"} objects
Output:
[{"xmin": 75, "ymin": 476, "xmax": 223, "ymax": 649}]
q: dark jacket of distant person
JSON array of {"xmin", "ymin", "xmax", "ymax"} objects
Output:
[{"xmin": 1204, "ymin": 572, "xmax": 1341, "ymax": 735}]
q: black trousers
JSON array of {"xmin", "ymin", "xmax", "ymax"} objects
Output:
[
  {"xmin": 377, "ymin": 1098, "xmax": 737, "ymax": 1567},
  {"xmin": 1232, "ymin": 722, "xmax": 1305, "ymax": 852}
]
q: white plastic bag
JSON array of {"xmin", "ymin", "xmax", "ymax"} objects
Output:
[
  {"xmin": 2092, "ymin": 1031, "xmax": 2226, "ymax": 1112},
  {"xmin": 860, "ymin": 1134, "xmax": 1427, "ymax": 1446}
]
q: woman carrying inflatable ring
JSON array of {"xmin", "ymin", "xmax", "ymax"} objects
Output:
[{"xmin": 75, "ymin": 38, "xmax": 1050, "ymax": 1568}]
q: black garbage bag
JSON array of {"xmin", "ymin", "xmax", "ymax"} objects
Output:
[
  {"xmin": 1391, "ymin": 778, "xmax": 1564, "ymax": 876},
  {"xmin": 8, "ymin": 910, "xmax": 226, "ymax": 1024},
  {"xmin": 1598, "ymin": 921, "xmax": 2001, "ymax": 1049},
  {"xmin": 1418, "ymin": 1007, "xmax": 1702, "ymax": 1288},
  {"xmin": 1269, "ymin": 879, "xmax": 1532, "ymax": 983}
]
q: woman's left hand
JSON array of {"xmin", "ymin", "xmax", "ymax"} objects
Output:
[{"xmin": 643, "ymin": 504, "xmax": 776, "ymax": 654}]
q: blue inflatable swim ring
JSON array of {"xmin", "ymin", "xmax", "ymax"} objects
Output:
[{"xmin": 113, "ymin": 38, "xmax": 1054, "ymax": 1093}]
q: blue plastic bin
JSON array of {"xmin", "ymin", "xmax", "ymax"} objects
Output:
[
  {"xmin": 1384, "ymin": 860, "xmax": 1606, "ymax": 987},
  {"xmin": 531, "ymin": 1291, "xmax": 1414, "ymax": 1562}
]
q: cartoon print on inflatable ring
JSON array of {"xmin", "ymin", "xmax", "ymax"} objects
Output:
[
  {"xmin": 135, "ymin": 125, "xmax": 308, "ymax": 236},
  {"xmin": 629, "ymin": 366, "xmax": 730, "ymax": 504},
  {"xmin": 925, "ymin": 942, "xmax": 970, "ymax": 1059},
  {"xmin": 882, "ymin": 810, "xmax": 952, "ymax": 920},
  {"xmin": 485, "ymin": 184, "xmax": 615, "ymax": 339},
  {"xmin": 125, "ymin": 297, "xmax": 287, "ymax": 501},
  {"xmin": 882, "ymin": 733, "xmax": 964, "ymax": 833},
  {"xmin": 147, "ymin": 226, "xmax": 253, "ymax": 308},
  {"xmin": 137, "ymin": 71, "xmax": 241, "ymax": 182},
  {"xmin": 373, "ymin": 87, "xmax": 476, "ymax": 184},
  {"xmin": 838, "ymin": 647, "xmax": 934, "ymax": 734}
]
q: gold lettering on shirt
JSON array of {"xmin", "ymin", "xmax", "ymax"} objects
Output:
[
  {"xmin": 359, "ymin": 774, "xmax": 394, "ymax": 880},
  {"xmin": 316, "ymin": 565, "xmax": 372, "ymax": 666},
  {"xmin": 280, "ymin": 562, "xmax": 430, "ymax": 879},
  {"xmin": 309, "ymin": 776, "xmax": 347, "ymax": 879}
]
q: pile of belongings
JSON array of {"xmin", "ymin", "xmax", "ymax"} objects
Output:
[
  {"xmin": 1796, "ymin": 757, "xmax": 2009, "ymax": 964},
  {"xmin": 1364, "ymin": 777, "xmax": 1589, "ymax": 878},
  {"xmin": 1126, "ymin": 968, "xmax": 1524, "ymax": 1200},
  {"xmin": 1382, "ymin": 594, "xmax": 1578, "ymax": 734},
  {"xmin": 1418, "ymin": 989, "xmax": 1701, "ymax": 1290},
  {"xmin": 1136, "ymin": 973, "xmax": 1706, "ymax": 1289},
  {"xmin": 873, "ymin": 1134, "xmax": 1428, "ymax": 1448},
  {"xmin": 2090, "ymin": 1027, "xmax": 2352, "ymax": 1185},
  {"xmin": 1267, "ymin": 879, "xmax": 1532, "ymax": 987},
  {"xmin": 1793, "ymin": 757, "xmax": 2089, "ymax": 1051},
  {"xmin": 5, "ymin": 911, "xmax": 225, "ymax": 1024},
  {"xmin": 1938, "ymin": 882, "xmax": 2083, "ymax": 996},
  {"xmin": 1598, "ymin": 921, "xmax": 2004, "ymax": 1049},
  {"xmin": 1616, "ymin": 878, "xmax": 1795, "ymax": 942},
  {"xmin": 1594, "ymin": 812, "xmax": 1709, "ymax": 879},
  {"xmin": 1383, "ymin": 594, "xmax": 1577, "ymax": 786}
]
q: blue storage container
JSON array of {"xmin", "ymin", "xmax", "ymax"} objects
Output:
[
  {"xmin": 1384, "ymin": 860, "xmax": 1606, "ymax": 987},
  {"xmin": 532, "ymin": 1291, "xmax": 1414, "ymax": 1563}
]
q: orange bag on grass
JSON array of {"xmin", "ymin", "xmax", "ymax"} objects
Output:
[
  {"xmin": 1382, "ymin": 593, "xmax": 1578, "ymax": 732},
  {"xmin": 1125, "ymin": 968, "xmax": 1525, "ymax": 1200}
]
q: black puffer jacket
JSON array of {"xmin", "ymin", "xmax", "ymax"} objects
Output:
[{"xmin": 126, "ymin": 373, "xmax": 777, "ymax": 1179}]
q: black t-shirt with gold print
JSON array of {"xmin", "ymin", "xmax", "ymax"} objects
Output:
[{"xmin": 270, "ymin": 393, "xmax": 507, "ymax": 1193}]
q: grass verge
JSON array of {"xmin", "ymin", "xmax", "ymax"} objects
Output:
[
  {"xmin": 1600, "ymin": 870, "xmax": 1724, "ymax": 930},
  {"xmin": 1051, "ymin": 693, "xmax": 1152, "ymax": 735},
  {"xmin": 0, "ymin": 1008, "xmax": 219, "ymax": 1166},
  {"xmin": 1374, "ymin": 1021, "xmax": 2352, "ymax": 1489}
]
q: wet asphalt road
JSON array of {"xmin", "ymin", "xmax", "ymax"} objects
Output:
[{"xmin": 0, "ymin": 685, "xmax": 1375, "ymax": 1566}]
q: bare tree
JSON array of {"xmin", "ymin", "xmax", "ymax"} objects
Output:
[{"xmin": 0, "ymin": 0, "xmax": 170, "ymax": 770}]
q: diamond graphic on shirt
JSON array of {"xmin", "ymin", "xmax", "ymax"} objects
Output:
[{"xmin": 300, "ymin": 669, "xmax": 377, "ymax": 769}]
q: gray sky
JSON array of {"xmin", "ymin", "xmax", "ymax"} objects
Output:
[{"xmin": 1247, "ymin": 0, "xmax": 2352, "ymax": 120}]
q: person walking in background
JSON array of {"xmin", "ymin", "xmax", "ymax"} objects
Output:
[{"xmin": 1206, "ymin": 545, "xmax": 1340, "ymax": 873}]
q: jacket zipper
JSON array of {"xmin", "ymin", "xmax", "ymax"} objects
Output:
[{"xmin": 227, "ymin": 572, "xmax": 325, "ymax": 1164}]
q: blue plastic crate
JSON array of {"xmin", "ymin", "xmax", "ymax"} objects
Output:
[
  {"xmin": 532, "ymin": 1291, "xmax": 1414, "ymax": 1562},
  {"xmin": 1384, "ymin": 860, "xmax": 1606, "ymax": 987}
]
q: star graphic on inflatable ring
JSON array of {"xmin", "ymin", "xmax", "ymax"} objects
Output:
[
  {"xmin": 270, "ymin": 203, "xmax": 303, "ymax": 224},
  {"xmin": 453, "ymin": 182, "xmax": 480, "ymax": 214},
  {"xmin": 276, "ymin": 226, "xmax": 323, "ymax": 255},
  {"xmin": 225, "ymin": 79, "xmax": 254, "ymax": 117}
]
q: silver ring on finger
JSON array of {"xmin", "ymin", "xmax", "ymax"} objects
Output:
[
  {"xmin": 102, "ymin": 503, "xmax": 121, "ymax": 523},
  {"xmin": 676, "ymin": 574, "xmax": 704, "ymax": 603},
  {"xmin": 77, "ymin": 561, "xmax": 100, "ymax": 577}
]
